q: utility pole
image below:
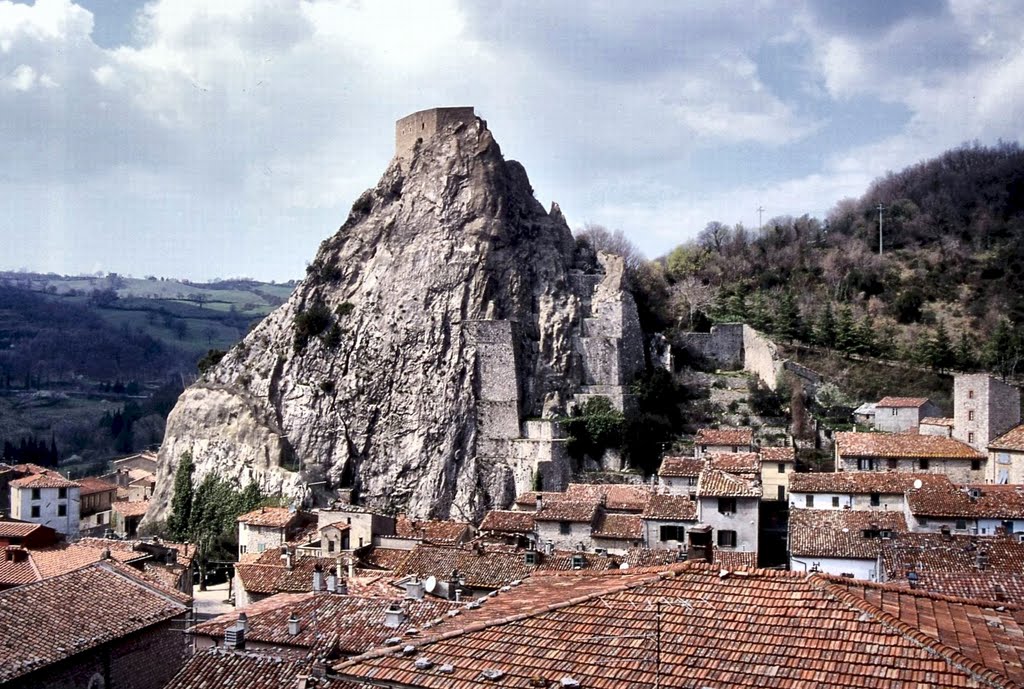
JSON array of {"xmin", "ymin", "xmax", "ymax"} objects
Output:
[
  {"xmin": 877, "ymin": 203, "xmax": 885, "ymax": 255},
  {"xmin": 757, "ymin": 206, "xmax": 765, "ymax": 232}
]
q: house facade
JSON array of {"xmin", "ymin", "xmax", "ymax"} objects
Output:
[
  {"xmin": 9, "ymin": 470, "xmax": 80, "ymax": 537},
  {"xmin": 989, "ymin": 424, "xmax": 1024, "ymax": 484},
  {"xmin": 835, "ymin": 431, "xmax": 985, "ymax": 482},
  {"xmin": 953, "ymin": 373, "xmax": 1021, "ymax": 452},
  {"xmin": 873, "ymin": 397, "xmax": 941, "ymax": 433}
]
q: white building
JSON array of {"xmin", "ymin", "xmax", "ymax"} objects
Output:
[{"xmin": 9, "ymin": 470, "xmax": 80, "ymax": 537}]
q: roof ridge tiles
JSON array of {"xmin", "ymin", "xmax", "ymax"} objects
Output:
[
  {"xmin": 811, "ymin": 576, "xmax": 1020, "ymax": 689},
  {"xmin": 813, "ymin": 572, "xmax": 1024, "ymax": 610}
]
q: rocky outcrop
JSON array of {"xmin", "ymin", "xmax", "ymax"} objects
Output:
[{"xmin": 149, "ymin": 107, "xmax": 643, "ymax": 521}]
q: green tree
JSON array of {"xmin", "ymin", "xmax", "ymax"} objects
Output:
[
  {"xmin": 774, "ymin": 291, "xmax": 802, "ymax": 342},
  {"xmin": 167, "ymin": 451, "xmax": 195, "ymax": 542},
  {"xmin": 985, "ymin": 319, "xmax": 1022, "ymax": 380},
  {"xmin": 814, "ymin": 302, "xmax": 837, "ymax": 348},
  {"xmin": 954, "ymin": 331, "xmax": 976, "ymax": 371},
  {"xmin": 835, "ymin": 306, "xmax": 857, "ymax": 353},
  {"xmin": 926, "ymin": 321, "xmax": 955, "ymax": 371},
  {"xmin": 852, "ymin": 314, "xmax": 878, "ymax": 357}
]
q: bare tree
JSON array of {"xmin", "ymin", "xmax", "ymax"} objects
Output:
[{"xmin": 575, "ymin": 223, "xmax": 644, "ymax": 274}]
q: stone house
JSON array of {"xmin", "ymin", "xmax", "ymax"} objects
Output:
[
  {"xmin": 77, "ymin": 476, "xmax": 118, "ymax": 534},
  {"xmin": 873, "ymin": 397, "xmax": 942, "ymax": 433},
  {"xmin": 641, "ymin": 494, "xmax": 698, "ymax": 551},
  {"xmin": 694, "ymin": 427, "xmax": 754, "ymax": 457},
  {"xmin": 904, "ymin": 481, "xmax": 1024, "ymax": 536},
  {"xmin": 236, "ymin": 506, "xmax": 314, "ymax": 559},
  {"xmin": 591, "ymin": 513, "xmax": 643, "ymax": 554},
  {"xmin": 128, "ymin": 474, "xmax": 156, "ymax": 502},
  {"xmin": 788, "ymin": 508, "xmax": 908, "ymax": 581},
  {"xmin": 953, "ymin": 373, "xmax": 1021, "ymax": 452},
  {"xmin": 111, "ymin": 500, "xmax": 151, "ymax": 538},
  {"xmin": 533, "ymin": 500, "xmax": 599, "ymax": 552},
  {"xmin": 9, "ymin": 469, "xmax": 80, "ymax": 537},
  {"xmin": 988, "ymin": 423, "xmax": 1024, "ymax": 484},
  {"xmin": 657, "ymin": 456, "xmax": 703, "ymax": 495},
  {"xmin": 478, "ymin": 510, "xmax": 536, "ymax": 547},
  {"xmin": 759, "ymin": 446, "xmax": 796, "ymax": 502},
  {"xmin": 0, "ymin": 561, "xmax": 190, "ymax": 689},
  {"xmin": 696, "ymin": 468, "xmax": 760, "ymax": 555},
  {"xmin": 315, "ymin": 503, "xmax": 396, "ymax": 552},
  {"xmin": 788, "ymin": 471, "xmax": 936, "ymax": 512},
  {"xmin": 919, "ymin": 417, "xmax": 955, "ymax": 438},
  {"xmin": 834, "ymin": 431, "xmax": 985, "ymax": 482}
]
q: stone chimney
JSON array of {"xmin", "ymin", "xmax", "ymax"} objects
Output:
[
  {"xmin": 237, "ymin": 612, "xmax": 249, "ymax": 633},
  {"xmin": 312, "ymin": 563, "xmax": 323, "ymax": 591},
  {"xmin": 281, "ymin": 546, "xmax": 293, "ymax": 571},
  {"xmin": 326, "ymin": 567, "xmax": 337, "ymax": 593},
  {"xmin": 337, "ymin": 577, "xmax": 349, "ymax": 595},
  {"xmin": 384, "ymin": 602, "xmax": 406, "ymax": 629},
  {"xmin": 224, "ymin": 621, "xmax": 246, "ymax": 649},
  {"xmin": 404, "ymin": 575, "xmax": 425, "ymax": 600},
  {"xmin": 535, "ymin": 494, "xmax": 543, "ymax": 511},
  {"xmin": 940, "ymin": 525, "xmax": 952, "ymax": 540},
  {"xmin": 288, "ymin": 612, "xmax": 301, "ymax": 636}
]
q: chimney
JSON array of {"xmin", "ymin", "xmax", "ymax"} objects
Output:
[
  {"xmin": 347, "ymin": 556, "xmax": 355, "ymax": 579},
  {"xmin": 535, "ymin": 494, "xmax": 543, "ymax": 511},
  {"xmin": 404, "ymin": 575, "xmax": 425, "ymax": 601},
  {"xmin": 336, "ymin": 578, "xmax": 348, "ymax": 595},
  {"xmin": 384, "ymin": 602, "xmax": 406, "ymax": 629},
  {"xmin": 100, "ymin": 548, "xmax": 111, "ymax": 560},
  {"xmin": 326, "ymin": 568, "xmax": 337, "ymax": 593},
  {"xmin": 994, "ymin": 584, "xmax": 1008, "ymax": 602},
  {"xmin": 288, "ymin": 612, "xmax": 301, "ymax": 636},
  {"xmin": 940, "ymin": 525, "xmax": 952, "ymax": 540},
  {"xmin": 237, "ymin": 612, "xmax": 249, "ymax": 633},
  {"xmin": 544, "ymin": 540, "xmax": 554, "ymax": 556},
  {"xmin": 224, "ymin": 622, "xmax": 246, "ymax": 649},
  {"xmin": 281, "ymin": 546, "xmax": 293, "ymax": 570},
  {"xmin": 448, "ymin": 569, "xmax": 463, "ymax": 601},
  {"xmin": 312, "ymin": 563, "xmax": 323, "ymax": 592}
]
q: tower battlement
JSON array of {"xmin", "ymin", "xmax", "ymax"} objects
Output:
[{"xmin": 394, "ymin": 107, "xmax": 475, "ymax": 162}]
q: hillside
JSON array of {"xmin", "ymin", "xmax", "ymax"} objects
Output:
[{"xmin": 643, "ymin": 142, "xmax": 1024, "ymax": 383}]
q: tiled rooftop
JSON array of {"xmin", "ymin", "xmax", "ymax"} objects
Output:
[
  {"xmin": 695, "ymin": 426, "xmax": 754, "ymax": 446},
  {"xmin": 789, "ymin": 471, "xmax": 943, "ymax": 494},
  {"xmin": 0, "ymin": 518, "xmax": 47, "ymax": 538},
  {"xmin": 564, "ymin": 483, "xmax": 652, "ymax": 511},
  {"xmin": 111, "ymin": 500, "xmax": 151, "ymax": 517},
  {"xmin": 235, "ymin": 554, "xmax": 341, "ymax": 595},
  {"xmin": 534, "ymin": 500, "xmax": 598, "ymax": 523},
  {"xmin": 512, "ymin": 491, "xmax": 562, "ymax": 509},
  {"xmin": 165, "ymin": 650, "xmax": 323, "ymax": 689},
  {"xmin": 237, "ymin": 506, "xmax": 299, "ymax": 528},
  {"xmin": 335, "ymin": 562, "xmax": 1024, "ymax": 689},
  {"xmin": 657, "ymin": 455, "xmax": 704, "ymax": 478},
  {"xmin": 478, "ymin": 510, "xmax": 535, "ymax": 534},
  {"xmin": 392, "ymin": 544, "xmax": 533, "ymax": 589},
  {"xmin": 759, "ymin": 446, "xmax": 796, "ymax": 462},
  {"xmin": 0, "ymin": 563, "xmax": 189, "ymax": 684},
  {"xmin": 789, "ymin": 508, "xmax": 909, "ymax": 559},
  {"xmin": 591, "ymin": 513, "xmax": 643, "ymax": 541},
  {"xmin": 708, "ymin": 451, "xmax": 760, "ymax": 474},
  {"xmin": 908, "ymin": 482, "xmax": 1024, "ymax": 519},
  {"xmin": 641, "ymin": 493, "xmax": 698, "ymax": 521},
  {"xmin": 921, "ymin": 417, "xmax": 956, "ymax": 427},
  {"xmin": 991, "ymin": 424, "xmax": 1024, "ymax": 452},
  {"xmin": 877, "ymin": 396, "xmax": 932, "ymax": 408},
  {"xmin": 394, "ymin": 516, "xmax": 471, "ymax": 545},
  {"xmin": 10, "ymin": 470, "xmax": 78, "ymax": 489},
  {"xmin": 697, "ymin": 467, "xmax": 761, "ymax": 498},
  {"xmin": 888, "ymin": 571, "xmax": 1024, "ymax": 606},
  {"xmin": 879, "ymin": 532, "xmax": 1024, "ymax": 578},
  {"xmin": 836, "ymin": 431, "xmax": 984, "ymax": 459},
  {"xmin": 76, "ymin": 476, "xmax": 118, "ymax": 496}
]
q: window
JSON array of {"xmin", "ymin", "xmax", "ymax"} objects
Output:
[
  {"xmin": 732, "ymin": 446, "xmax": 738, "ymax": 453},
  {"xmin": 686, "ymin": 477, "xmax": 697, "ymax": 487},
  {"xmin": 968, "ymin": 410, "xmax": 975, "ymax": 421},
  {"xmin": 919, "ymin": 517, "xmax": 928, "ymax": 526},
  {"xmin": 239, "ymin": 544, "xmax": 246, "ymax": 554},
  {"xmin": 870, "ymin": 493, "xmax": 880, "ymax": 507},
  {"xmin": 971, "ymin": 459, "xmax": 982, "ymax": 471},
  {"xmin": 857, "ymin": 458, "xmax": 877, "ymax": 471},
  {"xmin": 805, "ymin": 495, "xmax": 814, "ymax": 508},
  {"xmin": 955, "ymin": 519, "xmax": 967, "ymax": 530},
  {"xmin": 717, "ymin": 530, "xmax": 737, "ymax": 547},
  {"xmin": 31, "ymin": 488, "xmax": 40, "ymax": 501},
  {"xmin": 97, "ymin": 513, "xmax": 105, "ymax": 525},
  {"xmin": 659, "ymin": 525, "xmax": 686, "ymax": 542},
  {"xmin": 777, "ymin": 485, "xmax": 786, "ymax": 501},
  {"xmin": 58, "ymin": 487, "xmax": 67, "ymax": 499},
  {"xmin": 969, "ymin": 390, "xmax": 974, "ymax": 399},
  {"xmin": 918, "ymin": 458, "xmax": 929, "ymax": 470},
  {"xmin": 327, "ymin": 540, "xmax": 335, "ymax": 553},
  {"xmin": 887, "ymin": 458, "xmax": 898, "ymax": 470},
  {"xmin": 257, "ymin": 543, "xmax": 266, "ymax": 553},
  {"xmin": 58, "ymin": 504, "xmax": 66, "ymax": 517},
  {"xmin": 559, "ymin": 521, "xmax": 571, "ymax": 535},
  {"xmin": 30, "ymin": 506, "xmax": 40, "ymax": 518},
  {"xmin": 892, "ymin": 408, "xmax": 898, "ymax": 416},
  {"xmin": 718, "ymin": 498, "xmax": 737, "ymax": 514},
  {"xmin": 968, "ymin": 432, "xmax": 975, "ymax": 444},
  {"xmin": 832, "ymin": 496, "xmax": 840, "ymax": 508},
  {"xmin": 777, "ymin": 463, "xmax": 785, "ymax": 474}
]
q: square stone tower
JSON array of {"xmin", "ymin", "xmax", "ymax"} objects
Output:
[
  {"xmin": 953, "ymin": 373, "xmax": 1021, "ymax": 452},
  {"xmin": 394, "ymin": 107, "xmax": 476, "ymax": 164}
]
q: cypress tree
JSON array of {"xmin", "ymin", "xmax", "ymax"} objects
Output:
[
  {"xmin": 815, "ymin": 302, "xmax": 837, "ymax": 348},
  {"xmin": 835, "ymin": 305, "xmax": 856, "ymax": 353},
  {"xmin": 167, "ymin": 451, "xmax": 195, "ymax": 542}
]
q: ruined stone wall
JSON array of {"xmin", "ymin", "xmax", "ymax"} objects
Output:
[
  {"xmin": 678, "ymin": 323, "xmax": 744, "ymax": 369},
  {"xmin": 395, "ymin": 107, "xmax": 475, "ymax": 163},
  {"xmin": 742, "ymin": 325, "xmax": 785, "ymax": 390}
]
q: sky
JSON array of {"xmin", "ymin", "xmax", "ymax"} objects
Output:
[{"xmin": 1, "ymin": 1, "xmax": 1022, "ymax": 282}]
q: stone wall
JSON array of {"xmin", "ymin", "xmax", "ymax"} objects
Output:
[
  {"xmin": 837, "ymin": 455, "xmax": 984, "ymax": 483},
  {"xmin": 678, "ymin": 323, "xmax": 744, "ymax": 369},
  {"xmin": 395, "ymin": 107, "xmax": 475, "ymax": 163},
  {"xmin": 953, "ymin": 373, "xmax": 1021, "ymax": 452},
  {"xmin": 742, "ymin": 326, "xmax": 785, "ymax": 390}
]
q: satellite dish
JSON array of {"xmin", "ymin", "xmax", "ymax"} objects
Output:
[
  {"xmin": 841, "ymin": 527, "xmax": 849, "ymax": 533},
  {"xmin": 913, "ymin": 479, "xmax": 923, "ymax": 489},
  {"xmin": 423, "ymin": 576, "xmax": 438, "ymax": 594},
  {"xmin": 619, "ymin": 562, "xmax": 629, "ymax": 570}
]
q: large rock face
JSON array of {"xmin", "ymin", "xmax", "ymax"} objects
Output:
[{"xmin": 149, "ymin": 108, "xmax": 643, "ymax": 521}]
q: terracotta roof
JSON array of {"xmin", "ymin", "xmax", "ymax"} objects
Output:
[
  {"xmin": 657, "ymin": 455, "xmax": 704, "ymax": 478},
  {"xmin": 237, "ymin": 506, "xmax": 298, "ymax": 528},
  {"xmin": 889, "ymin": 572, "xmax": 1024, "ymax": 606},
  {"xmin": 836, "ymin": 431, "xmax": 984, "ymax": 459},
  {"xmin": 641, "ymin": 494, "xmax": 698, "ymax": 521},
  {"xmin": 877, "ymin": 396, "xmax": 933, "ymax": 408},
  {"xmin": 10, "ymin": 471, "xmax": 78, "ymax": 489},
  {"xmin": 76, "ymin": 537, "xmax": 196, "ymax": 570},
  {"xmin": 335, "ymin": 562, "xmax": 1024, "ymax": 689},
  {"xmin": 991, "ymin": 424, "xmax": 1024, "ymax": 452},
  {"xmin": 921, "ymin": 417, "xmax": 956, "ymax": 427},
  {"xmin": 697, "ymin": 467, "xmax": 761, "ymax": 498},
  {"xmin": 759, "ymin": 446, "xmax": 796, "ymax": 462},
  {"xmin": 513, "ymin": 491, "xmax": 562, "ymax": 509},
  {"xmin": 111, "ymin": 500, "xmax": 151, "ymax": 517},
  {"xmin": 235, "ymin": 554, "xmax": 340, "ymax": 595},
  {"xmin": 592, "ymin": 513, "xmax": 643, "ymax": 541},
  {"xmin": 789, "ymin": 471, "xmax": 942, "ymax": 495},
  {"xmin": 789, "ymin": 508, "xmax": 909, "ymax": 559},
  {"xmin": 193, "ymin": 591, "xmax": 460, "ymax": 654},
  {"xmin": 0, "ymin": 519, "xmax": 46, "ymax": 538},
  {"xmin": 392, "ymin": 544, "xmax": 533, "ymax": 589},
  {"xmin": 534, "ymin": 500, "xmax": 598, "ymax": 523},
  {"xmin": 564, "ymin": 483, "xmax": 652, "ymax": 511},
  {"xmin": 713, "ymin": 548, "xmax": 758, "ymax": 569},
  {"xmin": 76, "ymin": 476, "xmax": 118, "ymax": 496},
  {"xmin": 360, "ymin": 547, "xmax": 413, "ymax": 572},
  {"xmin": 479, "ymin": 510, "xmax": 535, "ymax": 534},
  {"xmin": 879, "ymin": 532, "xmax": 1024, "ymax": 579},
  {"xmin": 0, "ymin": 548, "xmax": 40, "ymax": 585},
  {"xmin": 908, "ymin": 483, "xmax": 1024, "ymax": 519},
  {"xmin": 0, "ymin": 562, "xmax": 188, "ymax": 683},
  {"xmin": 708, "ymin": 451, "xmax": 760, "ymax": 474},
  {"xmin": 29, "ymin": 543, "xmax": 148, "ymax": 579},
  {"xmin": 165, "ymin": 650, "xmax": 337, "ymax": 689},
  {"xmin": 394, "ymin": 516, "xmax": 471, "ymax": 545},
  {"xmin": 695, "ymin": 426, "xmax": 753, "ymax": 446}
]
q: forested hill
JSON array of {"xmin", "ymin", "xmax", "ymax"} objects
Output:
[{"xmin": 639, "ymin": 142, "xmax": 1024, "ymax": 380}]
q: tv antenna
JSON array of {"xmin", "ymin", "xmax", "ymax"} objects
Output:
[{"xmin": 877, "ymin": 203, "xmax": 885, "ymax": 255}]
